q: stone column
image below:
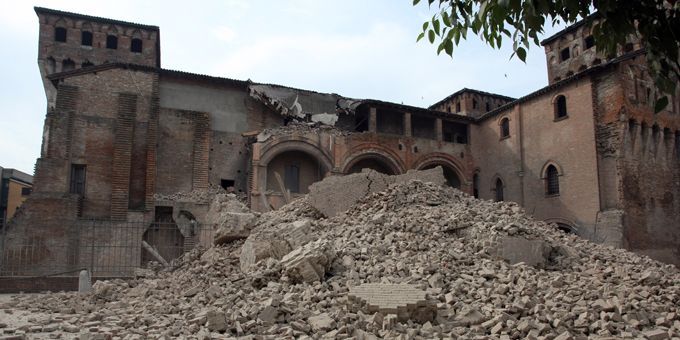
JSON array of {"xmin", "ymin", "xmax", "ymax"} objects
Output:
[
  {"xmin": 403, "ymin": 112, "xmax": 412, "ymax": 137},
  {"xmin": 369, "ymin": 107, "xmax": 377, "ymax": 133},
  {"xmin": 435, "ymin": 118, "xmax": 443, "ymax": 142}
]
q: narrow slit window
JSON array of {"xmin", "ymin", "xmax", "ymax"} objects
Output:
[
  {"xmin": 494, "ymin": 178, "xmax": 504, "ymax": 202},
  {"xmin": 500, "ymin": 118, "xmax": 510, "ymax": 138},
  {"xmin": 70, "ymin": 164, "xmax": 86, "ymax": 195},
  {"xmin": 555, "ymin": 95, "xmax": 568, "ymax": 119}
]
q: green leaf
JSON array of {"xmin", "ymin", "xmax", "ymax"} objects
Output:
[
  {"xmin": 416, "ymin": 32, "xmax": 425, "ymax": 42},
  {"xmin": 433, "ymin": 19, "xmax": 441, "ymax": 35},
  {"xmin": 444, "ymin": 38, "xmax": 453, "ymax": 56},
  {"xmin": 428, "ymin": 29, "xmax": 436, "ymax": 43},
  {"xmin": 423, "ymin": 22, "xmax": 429, "ymax": 31},
  {"xmin": 654, "ymin": 96, "xmax": 669, "ymax": 113},
  {"xmin": 413, "ymin": 0, "xmax": 421, "ymax": 5},
  {"xmin": 516, "ymin": 46, "xmax": 527, "ymax": 62}
]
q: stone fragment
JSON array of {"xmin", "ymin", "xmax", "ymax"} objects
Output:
[
  {"xmin": 78, "ymin": 270, "xmax": 92, "ymax": 293},
  {"xmin": 308, "ymin": 167, "xmax": 445, "ymax": 217},
  {"xmin": 643, "ymin": 329, "xmax": 669, "ymax": 340},
  {"xmin": 281, "ymin": 239, "xmax": 336, "ymax": 283},
  {"xmin": 206, "ymin": 310, "xmax": 227, "ymax": 332},
  {"xmin": 240, "ymin": 219, "xmax": 314, "ymax": 271},
  {"xmin": 307, "ymin": 313, "xmax": 336, "ymax": 332},
  {"xmin": 496, "ymin": 236, "xmax": 552, "ymax": 268}
]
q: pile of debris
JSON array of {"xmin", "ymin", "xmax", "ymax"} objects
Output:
[
  {"xmin": 153, "ymin": 184, "xmax": 229, "ymax": 204},
  {"xmin": 2, "ymin": 170, "xmax": 679, "ymax": 339}
]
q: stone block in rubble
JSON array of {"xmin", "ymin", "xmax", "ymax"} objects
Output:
[
  {"xmin": 307, "ymin": 313, "xmax": 336, "ymax": 332},
  {"xmin": 496, "ymin": 236, "xmax": 552, "ymax": 268},
  {"xmin": 280, "ymin": 239, "xmax": 336, "ymax": 283},
  {"xmin": 213, "ymin": 212, "xmax": 257, "ymax": 244},
  {"xmin": 348, "ymin": 283, "xmax": 436, "ymax": 323},
  {"xmin": 308, "ymin": 167, "xmax": 446, "ymax": 217},
  {"xmin": 240, "ymin": 219, "xmax": 314, "ymax": 271}
]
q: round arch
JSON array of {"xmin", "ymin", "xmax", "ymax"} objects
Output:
[
  {"xmin": 413, "ymin": 153, "xmax": 466, "ymax": 189},
  {"xmin": 256, "ymin": 138, "xmax": 334, "ymax": 195},
  {"xmin": 544, "ymin": 218, "xmax": 579, "ymax": 234},
  {"xmin": 341, "ymin": 146, "xmax": 405, "ymax": 175},
  {"xmin": 343, "ymin": 152, "xmax": 402, "ymax": 175},
  {"xmin": 259, "ymin": 138, "xmax": 333, "ymax": 170}
]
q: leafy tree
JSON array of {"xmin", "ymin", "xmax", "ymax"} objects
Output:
[{"xmin": 414, "ymin": 0, "xmax": 679, "ymax": 112}]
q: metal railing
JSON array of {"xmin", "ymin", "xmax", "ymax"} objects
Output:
[{"xmin": 0, "ymin": 219, "xmax": 214, "ymax": 277}]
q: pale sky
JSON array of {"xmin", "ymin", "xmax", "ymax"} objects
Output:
[{"xmin": 0, "ymin": 0, "xmax": 566, "ymax": 174}]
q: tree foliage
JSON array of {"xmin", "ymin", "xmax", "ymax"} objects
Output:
[{"xmin": 414, "ymin": 0, "xmax": 679, "ymax": 112}]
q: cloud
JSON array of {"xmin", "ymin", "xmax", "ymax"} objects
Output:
[{"xmin": 212, "ymin": 26, "xmax": 236, "ymax": 43}]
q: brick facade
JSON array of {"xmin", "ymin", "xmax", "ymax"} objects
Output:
[{"xmin": 2, "ymin": 7, "xmax": 679, "ymax": 279}]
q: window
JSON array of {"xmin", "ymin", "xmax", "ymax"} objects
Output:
[
  {"xmin": 106, "ymin": 35, "xmax": 118, "ymax": 49},
  {"xmin": 62, "ymin": 59, "xmax": 75, "ymax": 72},
  {"xmin": 585, "ymin": 35, "xmax": 595, "ymax": 49},
  {"xmin": 70, "ymin": 164, "xmax": 86, "ymax": 195},
  {"xmin": 284, "ymin": 164, "xmax": 300, "ymax": 193},
  {"xmin": 131, "ymin": 38, "xmax": 143, "ymax": 53},
  {"xmin": 560, "ymin": 47, "xmax": 570, "ymax": 61},
  {"xmin": 494, "ymin": 178, "xmax": 504, "ymax": 202},
  {"xmin": 21, "ymin": 187, "xmax": 32, "ymax": 196},
  {"xmin": 54, "ymin": 27, "xmax": 67, "ymax": 42},
  {"xmin": 81, "ymin": 61, "xmax": 94, "ymax": 68},
  {"xmin": 485, "ymin": 102, "xmax": 490, "ymax": 112},
  {"xmin": 81, "ymin": 31, "xmax": 93, "ymax": 46},
  {"xmin": 624, "ymin": 43, "xmax": 634, "ymax": 53},
  {"xmin": 473, "ymin": 173, "xmax": 479, "ymax": 198},
  {"xmin": 545, "ymin": 165, "xmax": 560, "ymax": 195},
  {"xmin": 555, "ymin": 95, "xmax": 568, "ymax": 119},
  {"xmin": 473, "ymin": 99, "xmax": 478, "ymax": 109},
  {"xmin": 456, "ymin": 102, "xmax": 461, "ymax": 112},
  {"xmin": 500, "ymin": 118, "xmax": 510, "ymax": 138},
  {"xmin": 220, "ymin": 179, "xmax": 235, "ymax": 190}
]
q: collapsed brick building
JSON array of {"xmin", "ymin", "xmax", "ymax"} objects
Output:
[{"xmin": 2, "ymin": 7, "xmax": 678, "ymax": 274}]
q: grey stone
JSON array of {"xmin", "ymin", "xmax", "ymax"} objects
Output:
[
  {"xmin": 280, "ymin": 239, "xmax": 336, "ymax": 283},
  {"xmin": 496, "ymin": 236, "xmax": 552, "ymax": 268},
  {"xmin": 307, "ymin": 313, "xmax": 335, "ymax": 332},
  {"xmin": 308, "ymin": 167, "xmax": 446, "ymax": 217}
]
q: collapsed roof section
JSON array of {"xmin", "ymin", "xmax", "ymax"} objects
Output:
[{"xmin": 248, "ymin": 84, "xmax": 362, "ymax": 126}]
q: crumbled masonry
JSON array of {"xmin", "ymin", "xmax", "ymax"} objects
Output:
[{"xmin": 1, "ymin": 173, "xmax": 679, "ymax": 339}]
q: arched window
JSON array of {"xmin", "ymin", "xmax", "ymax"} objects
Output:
[
  {"xmin": 455, "ymin": 102, "xmax": 461, "ymax": 112},
  {"xmin": 500, "ymin": 117, "xmax": 510, "ymax": 138},
  {"xmin": 545, "ymin": 165, "xmax": 560, "ymax": 195},
  {"xmin": 494, "ymin": 178, "xmax": 504, "ymax": 202},
  {"xmin": 81, "ymin": 31, "xmax": 93, "ymax": 46},
  {"xmin": 106, "ymin": 35, "xmax": 118, "ymax": 49},
  {"xmin": 54, "ymin": 27, "xmax": 67, "ymax": 42},
  {"xmin": 554, "ymin": 95, "xmax": 568, "ymax": 119},
  {"xmin": 131, "ymin": 38, "xmax": 143, "ymax": 53}
]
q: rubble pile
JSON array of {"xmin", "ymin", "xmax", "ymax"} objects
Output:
[
  {"xmin": 2, "ymin": 179, "xmax": 680, "ymax": 339},
  {"xmin": 153, "ymin": 184, "xmax": 229, "ymax": 204},
  {"xmin": 209, "ymin": 193, "xmax": 259, "ymax": 244},
  {"xmin": 256, "ymin": 122, "xmax": 351, "ymax": 143}
]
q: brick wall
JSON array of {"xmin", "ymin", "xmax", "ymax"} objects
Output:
[{"xmin": 593, "ymin": 57, "xmax": 680, "ymax": 265}]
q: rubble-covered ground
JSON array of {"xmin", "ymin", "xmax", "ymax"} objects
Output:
[{"xmin": 1, "ymin": 181, "xmax": 679, "ymax": 339}]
